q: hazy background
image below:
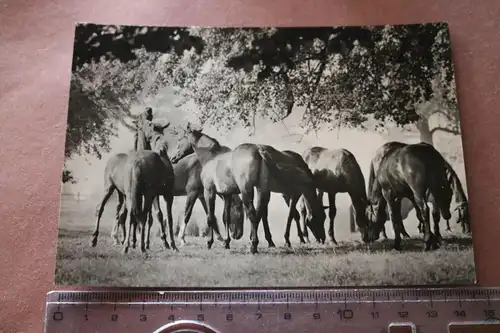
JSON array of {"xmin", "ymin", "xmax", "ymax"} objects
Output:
[{"xmin": 60, "ymin": 85, "xmax": 467, "ymax": 243}]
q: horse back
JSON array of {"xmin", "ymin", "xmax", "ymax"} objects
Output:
[
  {"xmin": 377, "ymin": 143, "xmax": 448, "ymax": 197},
  {"xmin": 104, "ymin": 153, "xmax": 134, "ymax": 193},
  {"xmin": 172, "ymin": 153, "xmax": 203, "ymax": 195},
  {"xmin": 125, "ymin": 150, "xmax": 175, "ymax": 198}
]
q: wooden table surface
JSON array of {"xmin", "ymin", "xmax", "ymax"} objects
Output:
[{"xmin": 1, "ymin": 0, "xmax": 500, "ymax": 332}]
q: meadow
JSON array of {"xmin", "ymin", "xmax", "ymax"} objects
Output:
[{"xmin": 55, "ymin": 194, "xmax": 476, "ymax": 287}]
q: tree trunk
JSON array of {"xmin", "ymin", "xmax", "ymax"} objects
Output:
[{"xmin": 416, "ymin": 118, "xmax": 434, "ymax": 145}]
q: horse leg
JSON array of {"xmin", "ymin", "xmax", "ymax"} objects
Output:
[
  {"xmin": 385, "ymin": 197, "xmax": 403, "ymax": 251},
  {"xmin": 240, "ymin": 186, "xmax": 260, "ymax": 254},
  {"xmin": 111, "ymin": 192, "xmax": 124, "ymax": 245},
  {"xmin": 91, "ymin": 186, "xmax": 114, "ymax": 247},
  {"xmin": 413, "ymin": 194, "xmax": 438, "ymax": 251},
  {"xmin": 432, "ymin": 204, "xmax": 443, "ymax": 244},
  {"xmin": 177, "ymin": 191, "xmax": 198, "ymax": 246},
  {"xmin": 327, "ymin": 192, "xmax": 338, "ymax": 245},
  {"xmin": 299, "ymin": 196, "xmax": 309, "ymax": 243},
  {"xmin": 164, "ymin": 193, "xmax": 178, "ymax": 252},
  {"xmin": 200, "ymin": 195, "xmax": 225, "ymax": 244},
  {"xmin": 204, "ymin": 187, "xmax": 218, "ymax": 250},
  {"xmin": 292, "ymin": 198, "xmax": 305, "ymax": 244},
  {"xmin": 122, "ymin": 199, "xmax": 134, "ymax": 254},
  {"xmin": 148, "ymin": 197, "xmax": 164, "ymax": 250},
  {"xmin": 223, "ymin": 195, "xmax": 232, "ymax": 249},
  {"xmin": 256, "ymin": 191, "xmax": 274, "ymax": 248},
  {"xmin": 118, "ymin": 205, "xmax": 127, "ymax": 245},
  {"xmin": 284, "ymin": 194, "xmax": 299, "ymax": 247},
  {"xmin": 140, "ymin": 196, "xmax": 154, "ymax": 255}
]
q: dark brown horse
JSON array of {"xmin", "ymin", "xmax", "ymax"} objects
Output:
[
  {"xmin": 360, "ymin": 141, "xmax": 469, "ymax": 240},
  {"xmin": 171, "ymin": 125, "xmax": 327, "ymax": 254},
  {"xmin": 365, "ymin": 142, "xmax": 457, "ymax": 251},
  {"xmin": 291, "ymin": 147, "xmax": 371, "ymax": 245}
]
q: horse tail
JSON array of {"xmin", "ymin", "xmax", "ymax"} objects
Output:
[
  {"xmin": 256, "ymin": 146, "xmax": 314, "ymax": 189},
  {"xmin": 367, "ymin": 159, "xmax": 376, "ymax": 201},
  {"xmin": 349, "ymin": 204, "xmax": 357, "ymax": 233},
  {"xmin": 130, "ymin": 164, "xmax": 144, "ymax": 224},
  {"xmin": 229, "ymin": 194, "xmax": 244, "ymax": 240}
]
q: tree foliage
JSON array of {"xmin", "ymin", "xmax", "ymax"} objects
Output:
[
  {"xmin": 63, "ymin": 24, "xmax": 203, "ymax": 182},
  {"xmin": 64, "ymin": 23, "xmax": 461, "ymax": 183},
  {"xmin": 168, "ymin": 23, "xmax": 458, "ymax": 136}
]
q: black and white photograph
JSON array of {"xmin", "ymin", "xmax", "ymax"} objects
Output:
[{"xmin": 56, "ymin": 22, "xmax": 475, "ymax": 287}]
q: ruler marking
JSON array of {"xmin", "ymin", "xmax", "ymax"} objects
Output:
[
  {"xmin": 430, "ymin": 293, "xmax": 434, "ymax": 308},
  {"xmin": 372, "ymin": 293, "xmax": 376, "ymax": 308},
  {"xmin": 488, "ymin": 293, "xmax": 492, "ymax": 306},
  {"xmin": 286, "ymin": 294, "xmax": 289, "ymax": 309},
  {"xmin": 401, "ymin": 293, "xmax": 405, "ymax": 308},
  {"xmin": 315, "ymin": 294, "xmax": 318, "ymax": 310}
]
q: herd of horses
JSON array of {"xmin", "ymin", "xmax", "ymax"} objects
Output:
[{"xmin": 89, "ymin": 108, "xmax": 471, "ymax": 256}]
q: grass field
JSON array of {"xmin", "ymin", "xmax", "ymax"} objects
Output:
[{"xmin": 55, "ymin": 195, "xmax": 476, "ymax": 287}]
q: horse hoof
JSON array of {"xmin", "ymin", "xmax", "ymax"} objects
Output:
[
  {"xmin": 304, "ymin": 237, "xmax": 310, "ymax": 243},
  {"xmin": 123, "ymin": 247, "xmax": 129, "ymax": 254},
  {"xmin": 171, "ymin": 246, "xmax": 179, "ymax": 252},
  {"xmin": 268, "ymin": 241, "xmax": 276, "ymax": 248},
  {"xmin": 207, "ymin": 241, "xmax": 214, "ymax": 250},
  {"xmin": 90, "ymin": 239, "xmax": 97, "ymax": 247},
  {"xmin": 285, "ymin": 242, "xmax": 291, "ymax": 248}
]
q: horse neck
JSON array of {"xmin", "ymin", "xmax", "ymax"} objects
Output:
[
  {"xmin": 302, "ymin": 187, "xmax": 324, "ymax": 219},
  {"xmin": 134, "ymin": 130, "xmax": 150, "ymax": 152},
  {"xmin": 192, "ymin": 145, "xmax": 219, "ymax": 166}
]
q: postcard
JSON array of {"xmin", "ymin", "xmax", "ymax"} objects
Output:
[{"xmin": 56, "ymin": 22, "xmax": 475, "ymax": 287}]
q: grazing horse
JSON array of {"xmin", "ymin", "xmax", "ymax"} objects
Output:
[
  {"xmin": 170, "ymin": 149, "xmax": 244, "ymax": 246},
  {"xmin": 291, "ymin": 147, "xmax": 371, "ymax": 245},
  {"xmin": 171, "ymin": 125, "xmax": 327, "ymax": 254},
  {"xmin": 359, "ymin": 141, "xmax": 469, "ymax": 240},
  {"xmin": 365, "ymin": 142, "xmax": 455, "ymax": 251}
]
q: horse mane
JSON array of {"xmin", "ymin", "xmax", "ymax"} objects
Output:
[{"xmin": 191, "ymin": 129, "xmax": 221, "ymax": 149}]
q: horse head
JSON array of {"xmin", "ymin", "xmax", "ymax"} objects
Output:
[
  {"xmin": 361, "ymin": 201, "xmax": 383, "ymax": 244},
  {"xmin": 171, "ymin": 130, "xmax": 194, "ymax": 164}
]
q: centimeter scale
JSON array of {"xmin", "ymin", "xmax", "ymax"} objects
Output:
[{"xmin": 45, "ymin": 287, "xmax": 500, "ymax": 333}]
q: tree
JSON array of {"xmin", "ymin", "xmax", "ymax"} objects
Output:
[
  {"xmin": 168, "ymin": 24, "xmax": 459, "ymax": 144},
  {"xmin": 63, "ymin": 24, "xmax": 204, "ymax": 182}
]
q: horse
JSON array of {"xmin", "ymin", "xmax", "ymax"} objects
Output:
[
  {"xmin": 360, "ymin": 141, "xmax": 469, "ymax": 241},
  {"xmin": 289, "ymin": 147, "xmax": 371, "ymax": 245},
  {"xmin": 91, "ymin": 107, "xmax": 166, "ymax": 249},
  {"xmin": 169, "ymin": 150, "xmax": 244, "ymax": 246},
  {"xmin": 171, "ymin": 124, "xmax": 327, "ymax": 254},
  {"xmin": 91, "ymin": 118, "xmax": 176, "ymax": 254},
  {"xmin": 122, "ymin": 120, "xmax": 178, "ymax": 254},
  {"xmin": 365, "ymin": 142, "xmax": 456, "ymax": 251}
]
